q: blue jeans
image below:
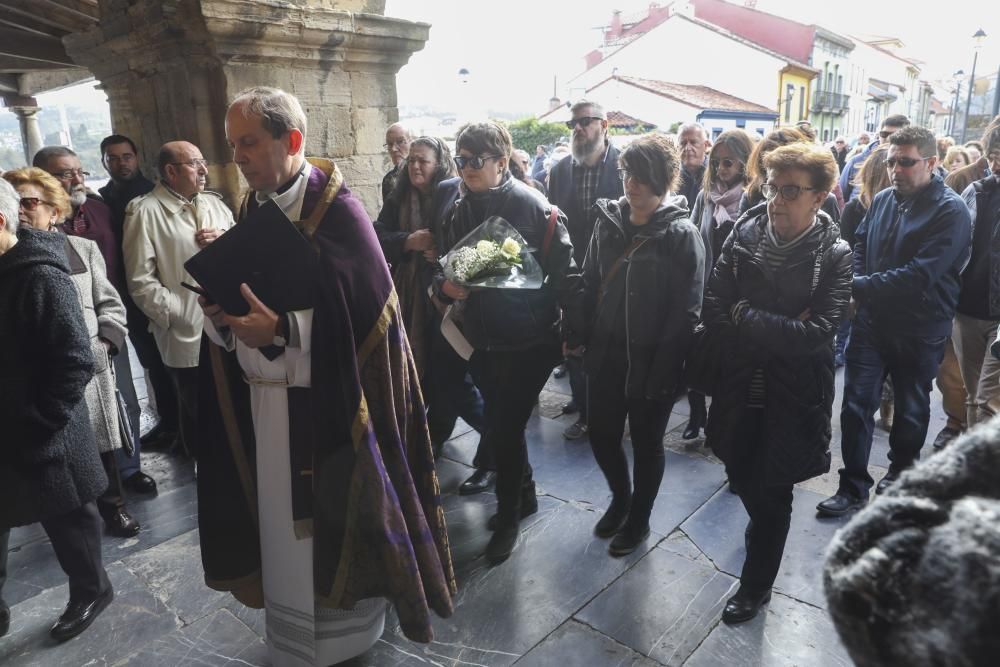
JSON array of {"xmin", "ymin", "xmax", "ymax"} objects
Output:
[{"xmin": 838, "ymin": 317, "xmax": 947, "ymax": 499}]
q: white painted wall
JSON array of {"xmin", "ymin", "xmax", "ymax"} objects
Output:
[{"xmin": 567, "ymin": 15, "xmax": 786, "ymax": 112}]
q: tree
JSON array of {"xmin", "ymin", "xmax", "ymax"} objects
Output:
[{"xmin": 504, "ymin": 118, "xmax": 569, "ymax": 153}]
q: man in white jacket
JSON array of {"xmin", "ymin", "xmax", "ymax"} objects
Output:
[{"xmin": 123, "ymin": 141, "xmax": 233, "ymax": 457}]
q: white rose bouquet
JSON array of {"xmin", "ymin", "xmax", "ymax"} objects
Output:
[{"xmin": 441, "ymin": 216, "xmax": 544, "ymax": 289}]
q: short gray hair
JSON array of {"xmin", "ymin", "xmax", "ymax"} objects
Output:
[
  {"xmin": 678, "ymin": 123, "xmax": 708, "ymax": 139},
  {"xmin": 32, "ymin": 145, "xmax": 77, "ymax": 170},
  {"xmin": 570, "ymin": 99, "xmax": 606, "ymax": 119},
  {"xmin": 0, "ymin": 178, "xmax": 19, "ymax": 235},
  {"xmin": 230, "ymin": 87, "xmax": 308, "ymax": 141}
]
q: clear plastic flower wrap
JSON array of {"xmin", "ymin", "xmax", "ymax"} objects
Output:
[{"xmin": 440, "ymin": 216, "xmax": 544, "ymax": 289}]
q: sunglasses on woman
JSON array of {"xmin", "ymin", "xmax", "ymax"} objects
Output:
[
  {"xmin": 454, "ymin": 155, "xmax": 501, "ymax": 170},
  {"xmin": 710, "ymin": 158, "xmax": 741, "ymax": 170},
  {"xmin": 18, "ymin": 197, "xmax": 53, "ymax": 211}
]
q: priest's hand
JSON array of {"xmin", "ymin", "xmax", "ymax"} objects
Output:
[{"xmin": 223, "ymin": 283, "xmax": 279, "ymax": 348}]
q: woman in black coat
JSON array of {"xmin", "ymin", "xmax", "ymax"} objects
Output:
[
  {"xmin": 0, "ymin": 180, "xmax": 113, "ymax": 642},
  {"xmin": 703, "ymin": 143, "xmax": 851, "ymax": 624},
  {"xmin": 433, "ymin": 121, "xmax": 582, "ymax": 565},
  {"xmin": 581, "ymin": 134, "xmax": 705, "ymax": 556}
]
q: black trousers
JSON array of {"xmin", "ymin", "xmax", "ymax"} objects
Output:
[
  {"xmin": 97, "ymin": 450, "xmax": 126, "ymax": 519},
  {"xmin": 566, "ymin": 354, "xmax": 588, "ymax": 422},
  {"xmin": 127, "ymin": 303, "xmax": 177, "ymax": 431},
  {"xmin": 0, "ymin": 502, "xmax": 111, "ymax": 605},
  {"xmin": 426, "ymin": 318, "xmax": 493, "ymax": 470},
  {"xmin": 731, "ymin": 408, "xmax": 794, "ymax": 593},
  {"xmin": 469, "ymin": 344, "xmax": 559, "ymax": 525},
  {"xmin": 167, "ymin": 365, "xmax": 199, "ymax": 457},
  {"xmin": 112, "ymin": 346, "xmax": 143, "ymax": 480},
  {"xmin": 587, "ymin": 349, "xmax": 671, "ymax": 527}
]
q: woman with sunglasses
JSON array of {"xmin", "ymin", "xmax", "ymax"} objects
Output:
[
  {"xmin": 374, "ymin": 136, "xmax": 456, "ymax": 379},
  {"xmin": 433, "ymin": 121, "xmax": 583, "ymax": 565},
  {"xmin": 581, "ymin": 134, "xmax": 704, "ymax": 555},
  {"xmin": 703, "ymin": 143, "xmax": 851, "ymax": 624},
  {"xmin": 683, "ymin": 129, "xmax": 754, "ymax": 440},
  {"xmin": 740, "ymin": 128, "xmax": 841, "ymax": 225},
  {"xmin": 4, "ymin": 167, "xmax": 142, "ymax": 538}
]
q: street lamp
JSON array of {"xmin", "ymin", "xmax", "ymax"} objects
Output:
[
  {"xmin": 961, "ymin": 28, "xmax": 987, "ymax": 142},
  {"xmin": 950, "ymin": 69, "xmax": 964, "ymax": 136}
]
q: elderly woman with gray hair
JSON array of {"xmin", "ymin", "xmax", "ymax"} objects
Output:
[{"xmin": 0, "ymin": 177, "xmax": 113, "ymax": 642}]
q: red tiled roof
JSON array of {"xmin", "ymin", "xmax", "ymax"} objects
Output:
[
  {"xmin": 688, "ymin": 0, "xmax": 815, "ymax": 64},
  {"xmin": 606, "ymin": 110, "xmax": 657, "ymax": 128},
  {"xmin": 605, "ymin": 76, "xmax": 777, "ymax": 115}
]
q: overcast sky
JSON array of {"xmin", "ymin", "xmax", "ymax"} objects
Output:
[
  {"xmin": 9, "ymin": 0, "xmax": 1000, "ymax": 122},
  {"xmin": 387, "ymin": 0, "xmax": 1000, "ymax": 116}
]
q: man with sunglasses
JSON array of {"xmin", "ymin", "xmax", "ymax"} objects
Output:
[
  {"xmin": 839, "ymin": 115, "xmax": 910, "ymax": 202},
  {"xmin": 123, "ymin": 141, "xmax": 233, "ymax": 459},
  {"xmin": 819, "ymin": 126, "xmax": 972, "ymax": 516},
  {"xmin": 548, "ymin": 100, "xmax": 624, "ymax": 440}
]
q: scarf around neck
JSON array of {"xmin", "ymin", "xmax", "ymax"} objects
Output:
[{"xmin": 708, "ymin": 181, "xmax": 744, "ymax": 228}]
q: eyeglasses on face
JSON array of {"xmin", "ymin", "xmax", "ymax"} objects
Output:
[
  {"xmin": 170, "ymin": 159, "xmax": 208, "ymax": 169},
  {"xmin": 761, "ymin": 183, "xmax": 817, "ymax": 201},
  {"xmin": 565, "ymin": 116, "xmax": 602, "ymax": 130},
  {"xmin": 51, "ymin": 169, "xmax": 89, "ymax": 180},
  {"xmin": 710, "ymin": 158, "xmax": 741, "ymax": 170},
  {"xmin": 105, "ymin": 154, "xmax": 135, "ymax": 164},
  {"xmin": 455, "ymin": 155, "xmax": 500, "ymax": 170},
  {"xmin": 885, "ymin": 156, "xmax": 929, "ymax": 169},
  {"xmin": 18, "ymin": 197, "xmax": 53, "ymax": 211},
  {"xmin": 879, "ymin": 129, "xmax": 902, "ymax": 140},
  {"xmin": 385, "ymin": 138, "xmax": 409, "ymax": 149}
]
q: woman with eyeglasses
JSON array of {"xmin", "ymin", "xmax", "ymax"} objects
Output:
[
  {"xmin": 581, "ymin": 134, "xmax": 704, "ymax": 556},
  {"xmin": 374, "ymin": 136, "xmax": 456, "ymax": 378},
  {"xmin": 0, "ymin": 175, "xmax": 116, "ymax": 642},
  {"xmin": 4, "ymin": 167, "xmax": 143, "ymax": 538},
  {"xmin": 740, "ymin": 128, "xmax": 841, "ymax": 225},
  {"xmin": 703, "ymin": 143, "xmax": 851, "ymax": 624},
  {"xmin": 433, "ymin": 121, "xmax": 583, "ymax": 565},
  {"xmin": 683, "ymin": 129, "xmax": 754, "ymax": 440}
]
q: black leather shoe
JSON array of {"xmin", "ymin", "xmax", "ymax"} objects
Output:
[
  {"xmin": 0, "ymin": 600, "xmax": 9, "ymax": 637},
  {"xmin": 932, "ymin": 426, "xmax": 961, "ymax": 451},
  {"xmin": 722, "ymin": 586, "xmax": 771, "ymax": 624},
  {"xmin": 594, "ymin": 497, "xmax": 631, "ymax": 538},
  {"xmin": 140, "ymin": 425, "xmax": 178, "ymax": 450},
  {"xmin": 485, "ymin": 526, "xmax": 520, "ymax": 565},
  {"xmin": 488, "ymin": 490, "xmax": 539, "ymax": 531},
  {"xmin": 608, "ymin": 522, "xmax": 650, "ymax": 557},
  {"xmin": 816, "ymin": 493, "xmax": 866, "ymax": 517},
  {"xmin": 553, "ymin": 364, "xmax": 567, "ymax": 379},
  {"xmin": 122, "ymin": 472, "xmax": 158, "ymax": 495},
  {"xmin": 875, "ymin": 471, "xmax": 900, "ymax": 495},
  {"xmin": 104, "ymin": 508, "xmax": 140, "ymax": 537},
  {"xmin": 683, "ymin": 395, "xmax": 707, "ymax": 440},
  {"xmin": 560, "ymin": 401, "xmax": 578, "ymax": 415},
  {"xmin": 50, "ymin": 586, "xmax": 113, "ymax": 642},
  {"xmin": 459, "ymin": 469, "xmax": 496, "ymax": 496}
]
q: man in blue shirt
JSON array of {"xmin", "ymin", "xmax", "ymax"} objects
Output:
[{"xmin": 819, "ymin": 126, "xmax": 973, "ymax": 516}]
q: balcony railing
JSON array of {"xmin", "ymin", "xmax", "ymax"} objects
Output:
[{"xmin": 811, "ymin": 90, "xmax": 850, "ymax": 113}]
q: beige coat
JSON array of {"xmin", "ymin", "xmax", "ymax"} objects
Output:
[
  {"xmin": 65, "ymin": 234, "xmax": 128, "ymax": 454},
  {"xmin": 123, "ymin": 182, "xmax": 233, "ymax": 368}
]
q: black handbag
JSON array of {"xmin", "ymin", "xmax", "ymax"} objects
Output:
[
  {"xmin": 685, "ymin": 322, "xmax": 729, "ymax": 395},
  {"xmin": 108, "ymin": 352, "xmax": 136, "ymax": 458}
]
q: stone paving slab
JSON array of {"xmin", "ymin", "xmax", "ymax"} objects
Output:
[
  {"xmin": 116, "ymin": 608, "xmax": 268, "ymax": 666},
  {"xmin": 516, "ymin": 619, "xmax": 661, "ymax": 666}
]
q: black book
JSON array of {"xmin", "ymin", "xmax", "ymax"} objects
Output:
[{"xmin": 184, "ymin": 199, "xmax": 316, "ymax": 316}]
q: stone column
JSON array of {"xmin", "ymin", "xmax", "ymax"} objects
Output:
[
  {"xmin": 65, "ymin": 0, "xmax": 428, "ymax": 215},
  {"xmin": 6, "ymin": 97, "xmax": 45, "ymax": 165}
]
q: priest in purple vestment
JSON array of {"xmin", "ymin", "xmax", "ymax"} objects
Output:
[{"xmin": 195, "ymin": 87, "xmax": 455, "ymax": 665}]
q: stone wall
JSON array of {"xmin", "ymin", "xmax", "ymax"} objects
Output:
[{"xmin": 65, "ymin": 0, "xmax": 428, "ymax": 216}]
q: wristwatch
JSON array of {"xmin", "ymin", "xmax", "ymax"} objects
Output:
[{"xmin": 273, "ymin": 313, "xmax": 290, "ymax": 347}]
